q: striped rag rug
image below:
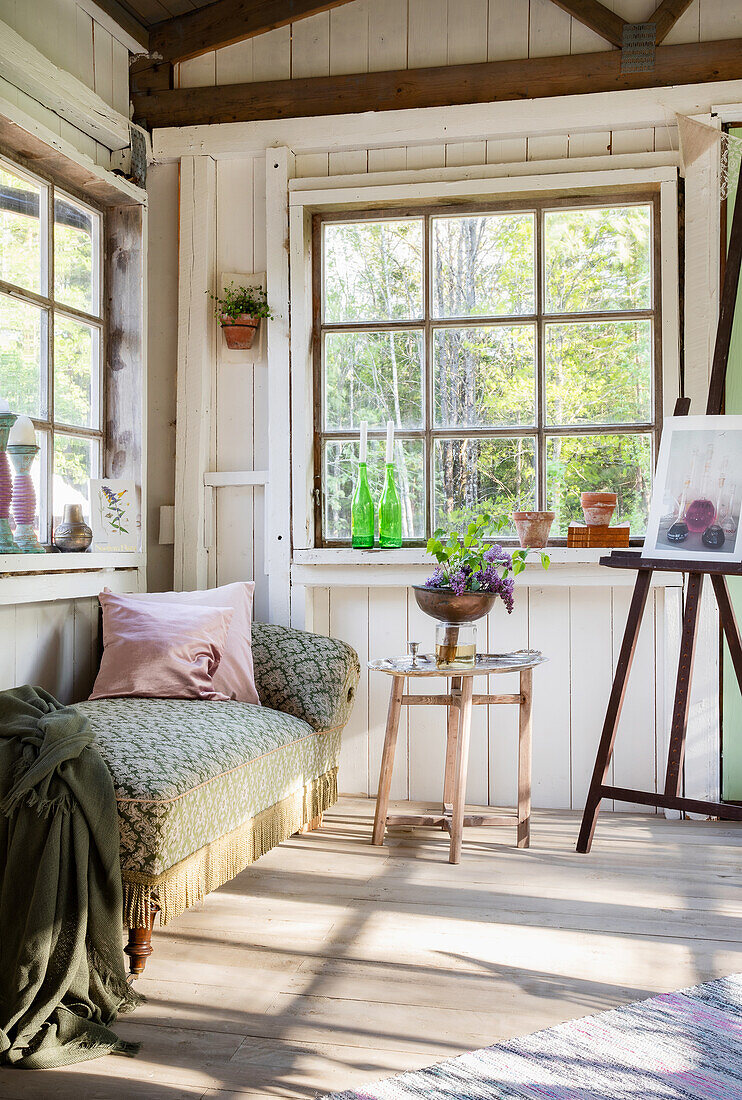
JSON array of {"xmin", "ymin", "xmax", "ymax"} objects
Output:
[{"xmin": 324, "ymin": 974, "xmax": 742, "ymax": 1099}]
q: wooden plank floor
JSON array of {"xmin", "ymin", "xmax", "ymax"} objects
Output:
[{"xmin": 3, "ymin": 797, "xmax": 742, "ymax": 1099}]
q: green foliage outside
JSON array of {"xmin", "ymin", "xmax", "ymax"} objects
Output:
[
  {"xmin": 322, "ymin": 204, "xmax": 654, "ymax": 540},
  {"xmin": 0, "ymin": 166, "xmax": 99, "ymax": 523}
]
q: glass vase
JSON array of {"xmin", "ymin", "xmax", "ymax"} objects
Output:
[
  {"xmin": 435, "ymin": 622, "xmax": 477, "ymax": 669},
  {"xmin": 378, "ymin": 462, "xmax": 402, "ymax": 548},
  {"xmin": 351, "ymin": 461, "xmax": 374, "ymax": 548}
]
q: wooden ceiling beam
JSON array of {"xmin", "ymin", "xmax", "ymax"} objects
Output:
[
  {"xmin": 648, "ymin": 0, "xmax": 695, "ymax": 43},
  {"xmin": 133, "ymin": 36, "xmax": 742, "ymax": 130},
  {"xmin": 149, "ymin": 0, "xmax": 357, "ymax": 65},
  {"xmin": 545, "ymin": 0, "xmax": 626, "ymax": 48}
]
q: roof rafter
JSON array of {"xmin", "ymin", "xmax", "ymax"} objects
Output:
[
  {"xmin": 546, "ymin": 0, "xmax": 626, "ymax": 48},
  {"xmin": 149, "ymin": 0, "xmax": 358, "ymax": 65},
  {"xmin": 648, "ymin": 0, "xmax": 695, "ymax": 43},
  {"xmin": 133, "ymin": 36, "xmax": 742, "ymax": 130}
]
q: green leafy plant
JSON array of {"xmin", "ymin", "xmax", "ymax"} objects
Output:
[
  {"xmin": 424, "ymin": 512, "xmax": 549, "ymax": 611},
  {"xmin": 210, "ymin": 282, "xmax": 274, "ymax": 322}
]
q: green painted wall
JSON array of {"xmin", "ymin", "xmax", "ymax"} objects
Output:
[{"xmin": 723, "ymin": 129, "xmax": 742, "ymax": 800}]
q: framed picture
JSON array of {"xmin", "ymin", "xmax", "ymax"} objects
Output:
[
  {"xmin": 643, "ymin": 415, "xmax": 742, "ymax": 563},
  {"xmin": 89, "ymin": 478, "xmax": 138, "ymax": 552}
]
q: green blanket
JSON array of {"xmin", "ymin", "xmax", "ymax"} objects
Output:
[{"xmin": 0, "ymin": 685, "xmax": 140, "ymax": 1070}]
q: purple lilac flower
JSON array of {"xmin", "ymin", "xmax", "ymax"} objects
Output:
[
  {"xmin": 424, "ymin": 567, "xmax": 447, "ymax": 589},
  {"xmin": 449, "ymin": 569, "xmax": 468, "ymax": 596},
  {"xmin": 472, "ymin": 566, "xmax": 515, "ymax": 613},
  {"xmin": 483, "ymin": 543, "xmax": 512, "ymax": 570}
]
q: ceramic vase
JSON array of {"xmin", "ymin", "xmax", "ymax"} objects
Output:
[
  {"xmin": 0, "ymin": 413, "xmax": 20, "ymax": 553},
  {"xmin": 8, "ymin": 444, "xmax": 44, "ymax": 553}
]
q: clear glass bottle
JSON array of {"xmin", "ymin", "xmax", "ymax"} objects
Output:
[
  {"xmin": 435, "ymin": 622, "xmax": 476, "ymax": 669},
  {"xmin": 685, "ymin": 443, "xmax": 716, "ymax": 533},
  {"xmin": 378, "ymin": 463, "xmax": 402, "ymax": 548},
  {"xmin": 351, "ymin": 461, "xmax": 374, "ymax": 548}
]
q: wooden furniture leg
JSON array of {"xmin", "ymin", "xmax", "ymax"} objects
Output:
[
  {"xmin": 442, "ymin": 675, "xmax": 462, "ymax": 819},
  {"xmin": 577, "ymin": 569, "xmax": 652, "ymax": 853},
  {"xmin": 664, "ymin": 572, "xmax": 703, "ymax": 798},
  {"xmin": 517, "ymin": 666, "xmax": 533, "ymax": 848},
  {"xmin": 125, "ymin": 901, "xmax": 160, "ymax": 978},
  {"xmin": 372, "ymin": 676, "xmax": 404, "ymax": 845},
  {"xmin": 449, "ymin": 676, "xmax": 474, "ymax": 864},
  {"xmin": 298, "ymin": 813, "xmax": 323, "ymax": 834}
]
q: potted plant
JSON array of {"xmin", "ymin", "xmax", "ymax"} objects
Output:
[
  {"xmin": 511, "ymin": 510, "xmax": 556, "ymax": 548},
  {"xmin": 210, "ymin": 282, "xmax": 274, "ymax": 350},
  {"xmin": 414, "ymin": 513, "xmax": 549, "ymax": 663}
]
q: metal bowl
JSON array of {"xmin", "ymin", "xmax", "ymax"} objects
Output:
[{"xmin": 412, "ymin": 585, "xmax": 497, "ymax": 624}]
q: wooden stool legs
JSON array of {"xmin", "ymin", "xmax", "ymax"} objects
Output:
[
  {"xmin": 373, "ymin": 668, "xmax": 534, "ymax": 859},
  {"xmin": 372, "ymin": 677, "xmax": 404, "ymax": 845},
  {"xmin": 443, "ymin": 675, "xmax": 462, "ymax": 813},
  {"xmin": 517, "ymin": 667, "xmax": 533, "ymax": 848},
  {"xmin": 449, "ymin": 676, "xmax": 474, "ymax": 864}
]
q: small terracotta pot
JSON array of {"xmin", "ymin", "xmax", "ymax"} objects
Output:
[
  {"xmin": 580, "ymin": 491, "xmax": 617, "ymax": 527},
  {"xmin": 512, "ymin": 510, "xmax": 555, "ymax": 548},
  {"xmin": 221, "ymin": 313, "xmax": 260, "ymax": 350}
]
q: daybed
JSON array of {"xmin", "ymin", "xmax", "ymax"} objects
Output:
[{"xmin": 75, "ymin": 621, "xmax": 360, "ymax": 975}]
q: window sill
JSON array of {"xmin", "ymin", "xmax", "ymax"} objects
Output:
[
  {"xmin": 0, "ymin": 552, "xmax": 143, "ymax": 605},
  {"xmin": 291, "ymin": 547, "xmax": 683, "ymax": 588}
]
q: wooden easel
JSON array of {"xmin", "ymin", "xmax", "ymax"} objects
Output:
[{"xmin": 577, "ymin": 166, "xmax": 742, "ymax": 853}]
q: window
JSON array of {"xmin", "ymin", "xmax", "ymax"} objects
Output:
[
  {"xmin": 0, "ymin": 155, "xmax": 103, "ymax": 542},
  {"xmin": 314, "ymin": 194, "xmax": 660, "ymax": 544}
]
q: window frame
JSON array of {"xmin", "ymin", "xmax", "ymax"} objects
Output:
[
  {"xmin": 312, "ymin": 188, "xmax": 663, "ymax": 546},
  {"xmin": 0, "ymin": 151, "xmax": 106, "ymax": 543}
]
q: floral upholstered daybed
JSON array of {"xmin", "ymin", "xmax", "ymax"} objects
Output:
[{"xmin": 75, "ymin": 622, "xmax": 359, "ymax": 974}]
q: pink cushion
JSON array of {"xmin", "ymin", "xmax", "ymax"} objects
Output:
[
  {"xmin": 91, "ymin": 592, "xmax": 234, "ymax": 701},
  {"xmin": 118, "ymin": 582, "xmax": 259, "ymax": 705}
]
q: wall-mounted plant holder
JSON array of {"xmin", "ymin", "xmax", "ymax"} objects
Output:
[{"xmin": 218, "ymin": 271, "xmax": 267, "ymax": 365}]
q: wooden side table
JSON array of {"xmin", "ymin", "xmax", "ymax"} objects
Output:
[{"xmin": 369, "ymin": 652, "xmax": 547, "ymax": 863}]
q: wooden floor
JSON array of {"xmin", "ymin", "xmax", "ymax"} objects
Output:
[{"xmin": 3, "ymin": 797, "xmax": 742, "ymax": 1099}]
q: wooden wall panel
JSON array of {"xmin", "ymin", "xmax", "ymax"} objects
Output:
[
  {"xmin": 611, "ymin": 587, "xmax": 658, "ymax": 812},
  {"xmin": 569, "ymin": 587, "xmax": 614, "ymax": 810},
  {"xmin": 331, "ymin": 588, "xmax": 370, "ymax": 796},
  {"xmin": 488, "ymin": 593, "xmax": 529, "ymax": 808},
  {"xmin": 0, "ymin": 597, "xmax": 100, "ymax": 703},
  {"xmin": 310, "ymin": 583, "xmax": 675, "ymax": 811}
]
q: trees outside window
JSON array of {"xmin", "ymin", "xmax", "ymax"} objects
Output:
[
  {"xmin": 0, "ymin": 156, "xmax": 103, "ymax": 541},
  {"xmin": 314, "ymin": 194, "xmax": 660, "ymax": 545}
]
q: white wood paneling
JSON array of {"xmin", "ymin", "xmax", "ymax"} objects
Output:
[
  {"xmin": 311, "ymin": 583, "xmax": 680, "ymax": 811},
  {"xmin": 0, "ymin": 595, "xmax": 101, "ymax": 703},
  {"xmin": 331, "ymin": 588, "xmax": 370, "ymax": 796},
  {"xmin": 174, "ymin": 155, "xmax": 217, "ymax": 591}
]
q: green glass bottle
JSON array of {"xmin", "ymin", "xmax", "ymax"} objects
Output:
[
  {"xmin": 379, "ymin": 463, "xmax": 402, "ymax": 548},
  {"xmin": 351, "ymin": 461, "xmax": 375, "ymax": 548}
]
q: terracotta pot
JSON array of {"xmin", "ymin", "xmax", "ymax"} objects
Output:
[
  {"xmin": 512, "ymin": 510, "xmax": 555, "ymax": 548},
  {"xmin": 581, "ymin": 491, "xmax": 617, "ymax": 527},
  {"xmin": 221, "ymin": 313, "xmax": 260, "ymax": 350}
]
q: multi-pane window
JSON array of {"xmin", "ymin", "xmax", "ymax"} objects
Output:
[
  {"xmin": 314, "ymin": 195, "xmax": 660, "ymax": 544},
  {"xmin": 0, "ymin": 156, "xmax": 103, "ymax": 542}
]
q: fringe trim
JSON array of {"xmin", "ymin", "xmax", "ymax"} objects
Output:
[{"xmin": 122, "ymin": 767, "xmax": 338, "ymax": 929}]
